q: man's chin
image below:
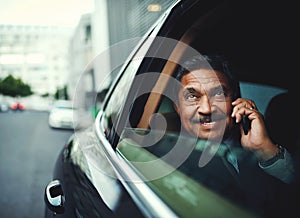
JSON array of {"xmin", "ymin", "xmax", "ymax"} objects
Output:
[{"xmin": 196, "ymin": 131, "xmax": 224, "ymax": 143}]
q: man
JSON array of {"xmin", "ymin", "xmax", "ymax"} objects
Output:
[
  {"xmin": 174, "ymin": 54, "xmax": 294, "ymax": 183},
  {"xmin": 173, "ymin": 54, "xmax": 296, "ymax": 217}
]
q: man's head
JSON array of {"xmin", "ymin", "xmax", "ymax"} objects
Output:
[{"xmin": 174, "ymin": 55, "xmax": 240, "ymax": 141}]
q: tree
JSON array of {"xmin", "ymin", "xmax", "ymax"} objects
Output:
[
  {"xmin": 0, "ymin": 75, "xmax": 33, "ymax": 97},
  {"xmin": 54, "ymin": 85, "xmax": 69, "ymax": 100}
]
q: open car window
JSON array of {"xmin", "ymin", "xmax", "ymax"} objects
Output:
[{"xmin": 110, "ymin": 1, "xmax": 257, "ymax": 217}]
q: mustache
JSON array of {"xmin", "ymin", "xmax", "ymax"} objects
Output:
[{"xmin": 190, "ymin": 114, "xmax": 227, "ymax": 124}]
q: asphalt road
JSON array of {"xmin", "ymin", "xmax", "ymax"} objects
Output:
[{"xmin": 0, "ymin": 110, "xmax": 74, "ymax": 218}]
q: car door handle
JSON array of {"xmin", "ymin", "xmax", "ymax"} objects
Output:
[{"xmin": 44, "ymin": 179, "xmax": 65, "ymax": 214}]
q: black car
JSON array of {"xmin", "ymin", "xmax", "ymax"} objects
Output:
[{"xmin": 44, "ymin": 0, "xmax": 298, "ymax": 217}]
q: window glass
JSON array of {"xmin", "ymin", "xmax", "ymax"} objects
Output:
[
  {"xmin": 116, "ymin": 78, "xmax": 289, "ymax": 218},
  {"xmin": 101, "ymin": 11, "xmax": 169, "ymax": 143},
  {"xmin": 117, "ymin": 129, "xmax": 255, "ymax": 217},
  {"xmin": 113, "ymin": 2, "xmax": 252, "ymax": 217},
  {"xmin": 102, "ymin": 59, "xmax": 140, "ymax": 142},
  {"xmin": 112, "ymin": 1, "xmax": 295, "ymax": 217},
  {"xmin": 114, "ymin": 11, "xmax": 293, "ymax": 218}
]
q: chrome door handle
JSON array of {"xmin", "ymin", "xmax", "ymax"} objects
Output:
[{"xmin": 44, "ymin": 179, "xmax": 65, "ymax": 214}]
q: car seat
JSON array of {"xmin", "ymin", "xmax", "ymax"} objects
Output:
[{"xmin": 264, "ymin": 92, "xmax": 299, "ymax": 155}]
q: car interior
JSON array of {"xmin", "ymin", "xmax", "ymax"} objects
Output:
[{"xmin": 119, "ymin": 0, "xmax": 290, "ymax": 139}]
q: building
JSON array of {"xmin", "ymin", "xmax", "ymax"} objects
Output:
[
  {"xmin": 67, "ymin": 14, "xmax": 93, "ymax": 110},
  {"xmin": 0, "ymin": 24, "xmax": 72, "ymax": 95},
  {"xmin": 67, "ymin": 0, "xmax": 175, "ymax": 112},
  {"xmin": 93, "ymin": 0, "xmax": 176, "ymax": 92}
]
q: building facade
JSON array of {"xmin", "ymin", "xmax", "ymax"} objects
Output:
[
  {"xmin": 0, "ymin": 25, "xmax": 72, "ymax": 95},
  {"xmin": 67, "ymin": 0, "xmax": 176, "ymax": 112}
]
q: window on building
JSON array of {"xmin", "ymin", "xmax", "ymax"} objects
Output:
[{"xmin": 85, "ymin": 25, "xmax": 91, "ymax": 43}]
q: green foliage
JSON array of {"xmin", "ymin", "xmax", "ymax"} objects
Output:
[
  {"xmin": 0, "ymin": 75, "xmax": 33, "ymax": 97},
  {"xmin": 54, "ymin": 85, "xmax": 69, "ymax": 100}
]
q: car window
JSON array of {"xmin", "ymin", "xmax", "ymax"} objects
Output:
[
  {"xmin": 115, "ymin": 79, "xmax": 289, "ymax": 217},
  {"xmin": 117, "ymin": 130, "xmax": 255, "ymax": 217},
  {"xmin": 116, "ymin": 82, "xmax": 290, "ymax": 218},
  {"xmin": 101, "ymin": 10, "xmax": 171, "ymax": 145},
  {"xmin": 52, "ymin": 100, "xmax": 75, "ymax": 109},
  {"xmin": 102, "ymin": 59, "xmax": 139, "ymax": 143},
  {"xmin": 100, "ymin": 0, "xmax": 294, "ymax": 217},
  {"xmin": 111, "ymin": 1, "xmax": 260, "ymax": 217}
]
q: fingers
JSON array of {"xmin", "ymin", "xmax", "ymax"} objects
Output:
[
  {"xmin": 232, "ymin": 98, "xmax": 257, "ymax": 110},
  {"xmin": 232, "ymin": 107, "xmax": 255, "ymax": 123},
  {"xmin": 231, "ymin": 98, "xmax": 258, "ymax": 123}
]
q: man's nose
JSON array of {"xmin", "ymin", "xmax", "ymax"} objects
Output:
[{"xmin": 196, "ymin": 95, "xmax": 212, "ymax": 114}]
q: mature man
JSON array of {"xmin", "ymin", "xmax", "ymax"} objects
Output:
[
  {"xmin": 174, "ymin": 54, "xmax": 294, "ymax": 182},
  {"xmin": 173, "ymin": 54, "xmax": 296, "ymax": 217}
]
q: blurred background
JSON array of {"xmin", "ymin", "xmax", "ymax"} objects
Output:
[
  {"xmin": 0, "ymin": 0, "xmax": 175, "ymax": 217},
  {"xmin": 0, "ymin": 0, "xmax": 175, "ymax": 114}
]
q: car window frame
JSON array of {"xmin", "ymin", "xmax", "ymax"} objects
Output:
[
  {"xmin": 110, "ymin": 1, "xmax": 258, "ymax": 215},
  {"xmin": 94, "ymin": 3, "xmax": 182, "ymax": 217},
  {"xmin": 94, "ymin": 0, "xmax": 278, "ymax": 217},
  {"xmin": 95, "ymin": 0, "xmax": 248, "ymax": 217}
]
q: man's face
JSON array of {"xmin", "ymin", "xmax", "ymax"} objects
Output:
[{"xmin": 175, "ymin": 69, "xmax": 234, "ymax": 141}]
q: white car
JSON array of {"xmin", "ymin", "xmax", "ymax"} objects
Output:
[
  {"xmin": 48, "ymin": 100, "xmax": 76, "ymax": 130},
  {"xmin": 0, "ymin": 102, "xmax": 9, "ymax": 112}
]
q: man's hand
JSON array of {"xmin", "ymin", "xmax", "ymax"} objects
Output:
[{"xmin": 231, "ymin": 98, "xmax": 278, "ymax": 161}]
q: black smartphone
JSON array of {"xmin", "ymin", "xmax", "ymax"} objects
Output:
[{"xmin": 242, "ymin": 115, "xmax": 251, "ymax": 135}]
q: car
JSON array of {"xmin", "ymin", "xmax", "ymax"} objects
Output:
[
  {"xmin": 10, "ymin": 101, "xmax": 25, "ymax": 111},
  {"xmin": 48, "ymin": 100, "xmax": 77, "ymax": 130},
  {"xmin": 0, "ymin": 101, "xmax": 9, "ymax": 112},
  {"xmin": 44, "ymin": 0, "xmax": 297, "ymax": 217}
]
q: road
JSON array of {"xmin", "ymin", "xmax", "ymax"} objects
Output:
[{"xmin": 0, "ymin": 110, "xmax": 74, "ymax": 218}]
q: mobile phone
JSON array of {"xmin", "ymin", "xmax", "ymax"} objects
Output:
[{"xmin": 242, "ymin": 115, "xmax": 251, "ymax": 135}]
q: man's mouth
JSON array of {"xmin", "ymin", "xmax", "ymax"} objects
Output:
[
  {"xmin": 199, "ymin": 117, "xmax": 212, "ymax": 124},
  {"xmin": 191, "ymin": 115, "xmax": 226, "ymax": 124}
]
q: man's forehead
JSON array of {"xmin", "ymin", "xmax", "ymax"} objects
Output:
[{"xmin": 182, "ymin": 69, "xmax": 228, "ymax": 84}]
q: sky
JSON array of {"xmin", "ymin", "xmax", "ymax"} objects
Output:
[{"xmin": 0, "ymin": 0, "xmax": 94, "ymax": 27}]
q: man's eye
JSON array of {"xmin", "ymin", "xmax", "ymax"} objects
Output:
[
  {"xmin": 211, "ymin": 89, "xmax": 232, "ymax": 102},
  {"xmin": 215, "ymin": 90, "xmax": 226, "ymax": 96},
  {"xmin": 185, "ymin": 93, "xmax": 198, "ymax": 101},
  {"xmin": 187, "ymin": 94, "xmax": 197, "ymax": 99}
]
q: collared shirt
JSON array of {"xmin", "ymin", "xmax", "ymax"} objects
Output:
[
  {"xmin": 194, "ymin": 135, "xmax": 295, "ymax": 184},
  {"xmin": 224, "ymin": 136, "xmax": 295, "ymax": 184}
]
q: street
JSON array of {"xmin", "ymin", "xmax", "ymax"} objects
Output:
[{"xmin": 0, "ymin": 110, "xmax": 74, "ymax": 218}]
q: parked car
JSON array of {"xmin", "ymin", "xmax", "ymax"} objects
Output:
[
  {"xmin": 48, "ymin": 100, "xmax": 77, "ymax": 130},
  {"xmin": 0, "ymin": 101, "xmax": 9, "ymax": 112},
  {"xmin": 44, "ymin": 0, "xmax": 297, "ymax": 217},
  {"xmin": 10, "ymin": 101, "xmax": 25, "ymax": 111}
]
